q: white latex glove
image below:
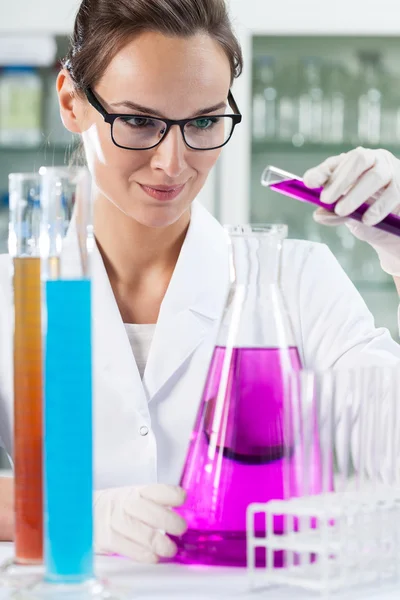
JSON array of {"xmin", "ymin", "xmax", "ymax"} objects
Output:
[
  {"xmin": 303, "ymin": 147, "xmax": 400, "ymax": 277},
  {"xmin": 94, "ymin": 484, "xmax": 187, "ymax": 563}
]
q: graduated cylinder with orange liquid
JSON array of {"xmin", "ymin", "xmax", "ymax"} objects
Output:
[{"xmin": 9, "ymin": 174, "xmax": 43, "ymax": 566}]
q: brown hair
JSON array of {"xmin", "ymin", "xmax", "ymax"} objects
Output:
[{"xmin": 64, "ymin": 0, "xmax": 243, "ymax": 91}]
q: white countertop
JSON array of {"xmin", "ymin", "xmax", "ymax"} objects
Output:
[{"xmin": 0, "ymin": 544, "xmax": 398, "ymax": 600}]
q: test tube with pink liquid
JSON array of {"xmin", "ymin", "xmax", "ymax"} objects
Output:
[{"xmin": 261, "ymin": 165, "xmax": 400, "ymax": 238}]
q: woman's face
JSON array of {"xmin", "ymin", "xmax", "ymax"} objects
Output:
[{"xmin": 61, "ymin": 32, "xmax": 232, "ymax": 228}]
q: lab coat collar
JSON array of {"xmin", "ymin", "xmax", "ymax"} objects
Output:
[
  {"xmin": 154, "ymin": 200, "xmax": 229, "ymax": 318},
  {"xmin": 64, "ymin": 201, "xmax": 230, "ymax": 404}
]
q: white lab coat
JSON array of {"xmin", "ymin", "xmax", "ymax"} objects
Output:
[{"xmin": 0, "ymin": 201, "xmax": 399, "ymax": 489}]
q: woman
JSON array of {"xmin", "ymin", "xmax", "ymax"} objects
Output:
[{"xmin": 0, "ymin": 0, "xmax": 400, "ymax": 563}]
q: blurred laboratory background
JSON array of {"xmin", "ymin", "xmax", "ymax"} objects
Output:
[
  {"xmin": 0, "ymin": 0, "xmax": 399, "ymax": 339},
  {"xmin": 249, "ymin": 35, "xmax": 400, "ymax": 338}
]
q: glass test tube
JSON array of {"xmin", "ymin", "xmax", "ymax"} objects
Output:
[
  {"xmin": 261, "ymin": 165, "xmax": 400, "ymax": 239},
  {"xmin": 4, "ymin": 174, "xmax": 44, "ymax": 578}
]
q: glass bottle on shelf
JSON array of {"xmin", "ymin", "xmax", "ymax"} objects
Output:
[
  {"xmin": 342, "ymin": 62, "xmax": 360, "ymax": 146},
  {"xmin": 298, "ymin": 57, "xmax": 324, "ymax": 145},
  {"xmin": 322, "ymin": 61, "xmax": 346, "ymax": 145},
  {"xmin": 357, "ymin": 51, "xmax": 382, "ymax": 146},
  {"xmin": 0, "ymin": 66, "xmax": 42, "ymax": 147},
  {"xmin": 380, "ymin": 68, "xmax": 400, "ymax": 147},
  {"xmin": 252, "ymin": 56, "xmax": 277, "ymax": 142},
  {"xmin": 276, "ymin": 60, "xmax": 300, "ymax": 145}
]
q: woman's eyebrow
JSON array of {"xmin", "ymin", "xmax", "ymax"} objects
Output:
[
  {"xmin": 191, "ymin": 101, "xmax": 227, "ymax": 116},
  {"xmin": 109, "ymin": 99, "xmax": 228, "ymax": 118}
]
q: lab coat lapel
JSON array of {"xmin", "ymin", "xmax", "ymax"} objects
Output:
[
  {"xmin": 143, "ymin": 201, "xmax": 230, "ymax": 402},
  {"xmin": 91, "ymin": 244, "xmax": 147, "ymax": 417}
]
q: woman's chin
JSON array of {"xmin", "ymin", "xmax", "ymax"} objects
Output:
[{"xmin": 127, "ymin": 203, "xmax": 191, "ymax": 229}]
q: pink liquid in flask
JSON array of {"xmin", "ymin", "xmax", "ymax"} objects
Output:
[{"xmin": 173, "ymin": 345, "xmax": 323, "ymax": 567}]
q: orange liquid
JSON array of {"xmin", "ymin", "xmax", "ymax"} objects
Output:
[{"xmin": 13, "ymin": 257, "xmax": 43, "ymax": 564}]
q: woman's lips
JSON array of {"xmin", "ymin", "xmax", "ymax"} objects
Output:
[{"xmin": 140, "ymin": 183, "xmax": 185, "ymax": 201}]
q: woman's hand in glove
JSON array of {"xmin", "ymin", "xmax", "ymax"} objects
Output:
[
  {"xmin": 303, "ymin": 147, "xmax": 400, "ymax": 277},
  {"xmin": 94, "ymin": 484, "xmax": 187, "ymax": 563}
]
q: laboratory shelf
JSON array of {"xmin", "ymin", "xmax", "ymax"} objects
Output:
[{"xmin": 252, "ymin": 141, "xmax": 400, "ymax": 156}]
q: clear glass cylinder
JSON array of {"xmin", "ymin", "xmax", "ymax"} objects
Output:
[
  {"xmin": 8, "ymin": 173, "xmax": 43, "ymax": 568},
  {"xmin": 39, "ymin": 167, "xmax": 94, "ymax": 586},
  {"xmin": 173, "ymin": 225, "xmax": 315, "ymax": 568}
]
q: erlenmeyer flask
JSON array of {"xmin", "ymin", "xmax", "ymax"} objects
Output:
[{"xmin": 174, "ymin": 225, "xmax": 307, "ymax": 567}]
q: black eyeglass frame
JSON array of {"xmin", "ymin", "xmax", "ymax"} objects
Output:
[{"xmin": 84, "ymin": 87, "xmax": 242, "ymax": 151}]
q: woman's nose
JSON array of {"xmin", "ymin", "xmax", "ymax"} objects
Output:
[{"xmin": 150, "ymin": 125, "xmax": 188, "ymax": 179}]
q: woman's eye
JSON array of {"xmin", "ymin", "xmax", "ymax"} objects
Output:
[
  {"xmin": 124, "ymin": 117, "xmax": 155, "ymax": 128},
  {"xmin": 191, "ymin": 117, "xmax": 219, "ymax": 130}
]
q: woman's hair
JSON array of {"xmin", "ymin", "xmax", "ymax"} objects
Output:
[{"xmin": 64, "ymin": 0, "xmax": 243, "ymax": 91}]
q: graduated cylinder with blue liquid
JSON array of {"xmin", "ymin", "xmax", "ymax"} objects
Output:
[
  {"xmin": 41, "ymin": 166, "xmax": 93, "ymax": 584},
  {"xmin": 29, "ymin": 166, "xmax": 107, "ymax": 598}
]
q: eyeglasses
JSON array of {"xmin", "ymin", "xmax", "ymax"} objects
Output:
[{"xmin": 84, "ymin": 87, "xmax": 242, "ymax": 151}]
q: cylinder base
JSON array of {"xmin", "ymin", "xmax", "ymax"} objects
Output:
[{"xmin": 0, "ymin": 557, "xmax": 43, "ymax": 589}]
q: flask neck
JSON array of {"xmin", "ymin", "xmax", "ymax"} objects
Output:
[
  {"xmin": 220, "ymin": 226, "xmax": 296, "ymax": 350},
  {"xmin": 229, "ymin": 232, "xmax": 283, "ymax": 288}
]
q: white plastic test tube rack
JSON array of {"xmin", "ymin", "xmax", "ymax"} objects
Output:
[
  {"xmin": 246, "ymin": 368, "xmax": 400, "ymax": 596},
  {"xmin": 247, "ymin": 487, "xmax": 400, "ymax": 594}
]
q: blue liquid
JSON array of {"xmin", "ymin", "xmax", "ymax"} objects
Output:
[{"xmin": 44, "ymin": 279, "xmax": 93, "ymax": 583}]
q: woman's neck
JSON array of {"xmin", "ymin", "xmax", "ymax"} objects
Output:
[{"xmin": 93, "ymin": 194, "xmax": 190, "ymax": 288}]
